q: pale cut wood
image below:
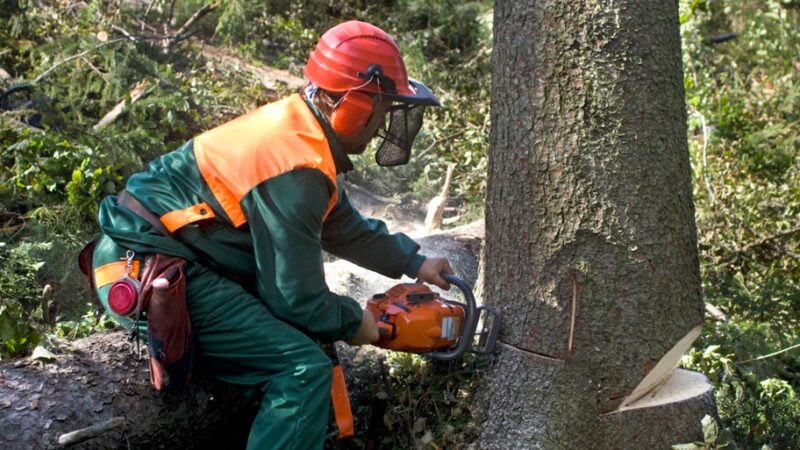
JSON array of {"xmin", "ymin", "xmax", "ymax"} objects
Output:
[
  {"xmin": 57, "ymin": 416, "xmax": 126, "ymax": 446},
  {"xmin": 93, "ymin": 80, "xmax": 149, "ymax": 131},
  {"xmin": 615, "ymin": 369, "xmax": 713, "ymax": 413},
  {"xmin": 424, "ymin": 163, "xmax": 456, "ymax": 232},
  {"xmin": 620, "ymin": 324, "xmax": 704, "ymax": 408}
]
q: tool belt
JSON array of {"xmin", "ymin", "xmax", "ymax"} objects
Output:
[{"xmin": 78, "ymin": 192, "xmax": 195, "ymax": 391}]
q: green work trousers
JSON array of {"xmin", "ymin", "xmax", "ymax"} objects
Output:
[{"xmin": 93, "ymin": 234, "xmax": 332, "ymax": 450}]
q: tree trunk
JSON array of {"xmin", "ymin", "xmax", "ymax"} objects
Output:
[
  {"xmin": 0, "ymin": 333, "xmax": 251, "ymax": 450},
  {"xmin": 479, "ymin": 1, "xmax": 716, "ymax": 448}
]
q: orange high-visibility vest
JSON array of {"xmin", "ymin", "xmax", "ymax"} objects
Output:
[{"xmin": 193, "ymin": 94, "xmax": 339, "ymax": 228}]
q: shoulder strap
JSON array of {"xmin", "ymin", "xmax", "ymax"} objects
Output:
[
  {"xmin": 118, "ymin": 191, "xmax": 171, "ymax": 236},
  {"xmin": 77, "ymin": 237, "xmax": 102, "ymax": 307}
]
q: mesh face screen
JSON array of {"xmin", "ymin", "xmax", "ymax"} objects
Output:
[{"xmin": 375, "ymin": 105, "xmax": 425, "ymax": 167}]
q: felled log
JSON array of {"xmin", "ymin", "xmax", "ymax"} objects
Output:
[
  {"xmin": 0, "ymin": 333, "xmax": 250, "ymax": 450},
  {"xmin": 0, "ymin": 222, "xmax": 484, "ymax": 449}
]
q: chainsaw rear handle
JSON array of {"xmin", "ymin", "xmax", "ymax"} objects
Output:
[{"xmin": 428, "ymin": 273, "xmax": 478, "ymax": 361}]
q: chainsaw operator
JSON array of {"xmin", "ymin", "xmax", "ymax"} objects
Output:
[{"xmin": 85, "ymin": 20, "xmax": 452, "ymax": 449}]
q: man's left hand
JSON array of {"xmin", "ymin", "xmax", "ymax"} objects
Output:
[{"xmin": 416, "ymin": 256, "xmax": 454, "ymax": 290}]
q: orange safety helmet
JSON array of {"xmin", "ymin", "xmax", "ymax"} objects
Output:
[
  {"xmin": 305, "ymin": 21, "xmax": 434, "ymax": 102},
  {"xmin": 304, "ymin": 20, "xmax": 439, "ymax": 166}
]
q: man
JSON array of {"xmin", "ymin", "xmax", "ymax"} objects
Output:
[{"xmin": 89, "ymin": 20, "xmax": 452, "ymax": 449}]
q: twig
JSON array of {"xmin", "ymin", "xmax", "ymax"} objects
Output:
[
  {"xmin": 689, "ymin": 106, "xmax": 715, "ymax": 206},
  {"xmin": 164, "ymin": 3, "xmax": 219, "ymax": 51},
  {"xmin": 720, "ymin": 223, "xmax": 800, "ymax": 266},
  {"xmin": 737, "ymin": 224, "xmax": 800, "ymax": 254},
  {"xmin": 698, "ymin": 111, "xmax": 715, "ymax": 206},
  {"xmin": 166, "ymin": 0, "xmax": 177, "ymax": 32},
  {"xmin": 174, "ymin": 3, "xmax": 219, "ymax": 39},
  {"xmin": 58, "ymin": 416, "xmax": 126, "ymax": 446},
  {"xmin": 739, "ymin": 343, "xmax": 800, "ymax": 364},
  {"xmin": 416, "ymin": 130, "xmax": 466, "ymax": 159},
  {"xmin": 33, "ymin": 39, "xmax": 124, "ymax": 84},
  {"xmin": 137, "ymin": 19, "xmax": 158, "ymax": 34},
  {"xmin": 93, "ymin": 79, "xmax": 151, "ymax": 131},
  {"xmin": 142, "ymin": 0, "xmax": 157, "ymax": 19},
  {"xmin": 81, "ymin": 57, "xmax": 106, "ymax": 80},
  {"xmin": 111, "ymin": 24, "xmax": 137, "ymax": 42}
]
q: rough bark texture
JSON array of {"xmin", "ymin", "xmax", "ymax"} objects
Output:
[
  {"xmin": 479, "ymin": 1, "xmax": 713, "ymax": 448},
  {"xmin": 0, "ymin": 333, "xmax": 250, "ymax": 450},
  {"xmin": 0, "ymin": 223, "xmax": 483, "ymax": 449}
]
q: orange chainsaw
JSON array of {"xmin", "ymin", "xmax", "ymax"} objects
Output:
[{"xmin": 367, "ymin": 273, "xmax": 500, "ymax": 361}]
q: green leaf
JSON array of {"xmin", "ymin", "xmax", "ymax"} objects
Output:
[{"xmin": 701, "ymin": 415, "xmax": 718, "ymax": 445}]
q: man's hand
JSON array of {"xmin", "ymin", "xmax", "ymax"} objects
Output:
[
  {"xmin": 347, "ymin": 308, "xmax": 379, "ymax": 345},
  {"xmin": 416, "ymin": 256, "xmax": 454, "ymax": 290}
]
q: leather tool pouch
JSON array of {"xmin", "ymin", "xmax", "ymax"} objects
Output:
[{"xmin": 138, "ymin": 254, "xmax": 195, "ymax": 391}]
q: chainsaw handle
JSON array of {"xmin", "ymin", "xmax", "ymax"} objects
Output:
[{"xmin": 428, "ymin": 273, "xmax": 478, "ymax": 362}]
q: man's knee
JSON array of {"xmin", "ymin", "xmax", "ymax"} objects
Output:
[{"xmin": 294, "ymin": 345, "xmax": 333, "ymax": 390}]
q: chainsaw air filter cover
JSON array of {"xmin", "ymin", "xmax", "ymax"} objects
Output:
[{"xmin": 368, "ymin": 283, "xmax": 464, "ymax": 354}]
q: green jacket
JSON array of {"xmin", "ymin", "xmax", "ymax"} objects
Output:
[{"xmin": 98, "ymin": 96, "xmax": 424, "ymax": 342}]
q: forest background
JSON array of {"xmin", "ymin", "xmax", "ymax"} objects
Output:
[{"xmin": 0, "ymin": 1, "xmax": 797, "ymax": 448}]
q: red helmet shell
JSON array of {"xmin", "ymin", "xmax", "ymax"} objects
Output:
[{"xmin": 304, "ymin": 21, "xmax": 415, "ymax": 96}]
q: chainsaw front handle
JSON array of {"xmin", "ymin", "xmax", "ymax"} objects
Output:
[
  {"xmin": 428, "ymin": 273, "xmax": 479, "ymax": 361},
  {"xmin": 428, "ymin": 273, "xmax": 501, "ymax": 361}
]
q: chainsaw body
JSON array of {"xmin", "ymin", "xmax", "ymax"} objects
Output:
[{"xmin": 367, "ymin": 273, "xmax": 500, "ymax": 360}]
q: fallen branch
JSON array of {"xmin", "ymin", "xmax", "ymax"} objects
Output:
[
  {"xmin": 164, "ymin": 2, "xmax": 219, "ymax": 52},
  {"xmin": 58, "ymin": 416, "xmax": 126, "ymax": 447},
  {"xmin": 416, "ymin": 130, "xmax": 466, "ymax": 160},
  {"xmin": 739, "ymin": 342, "xmax": 800, "ymax": 364},
  {"xmin": 105, "ymin": 4, "xmax": 218, "ymax": 52},
  {"xmin": 110, "ymin": 24, "xmax": 137, "ymax": 42},
  {"xmin": 93, "ymin": 79, "xmax": 150, "ymax": 131},
  {"xmin": 33, "ymin": 39, "xmax": 124, "ymax": 84},
  {"xmin": 720, "ymin": 223, "xmax": 800, "ymax": 265}
]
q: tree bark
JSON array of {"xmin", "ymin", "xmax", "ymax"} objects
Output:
[
  {"xmin": 0, "ymin": 333, "xmax": 250, "ymax": 450},
  {"xmin": 479, "ymin": 1, "xmax": 715, "ymax": 448}
]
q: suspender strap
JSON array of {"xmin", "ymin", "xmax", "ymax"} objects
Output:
[{"xmin": 118, "ymin": 191, "xmax": 170, "ymax": 236}]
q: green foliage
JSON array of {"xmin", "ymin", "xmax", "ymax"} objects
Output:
[
  {"xmin": 0, "ymin": 241, "xmax": 46, "ymax": 359},
  {"xmin": 0, "ymin": 0, "xmax": 276, "ymax": 359},
  {"xmin": 380, "ymin": 352, "xmax": 488, "ymax": 449},
  {"xmin": 672, "ymin": 415, "xmax": 735, "ymax": 450},
  {"xmin": 681, "ymin": 0, "xmax": 800, "ymax": 447},
  {"xmin": 212, "ymin": 0, "xmax": 493, "ymax": 208},
  {"xmin": 0, "ymin": 0, "xmax": 797, "ymax": 447},
  {"xmin": 54, "ymin": 305, "xmax": 117, "ymax": 340}
]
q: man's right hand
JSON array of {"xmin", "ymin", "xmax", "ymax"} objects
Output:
[{"xmin": 347, "ymin": 308, "xmax": 379, "ymax": 345}]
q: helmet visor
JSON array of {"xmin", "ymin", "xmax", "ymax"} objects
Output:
[{"xmin": 375, "ymin": 104, "xmax": 426, "ymax": 167}]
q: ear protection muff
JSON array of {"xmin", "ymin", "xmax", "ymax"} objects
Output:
[{"xmin": 330, "ymin": 90, "xmax": 374, "ymax": 137}]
